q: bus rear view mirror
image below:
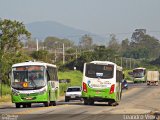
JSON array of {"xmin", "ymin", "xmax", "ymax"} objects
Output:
[
  {"xmin": 8, "ymin": 70, "xmax": 11, "ymax": 79},
  {"xmin": 123, "ymin": 74, "xmax": 125, "ymax": 79}
]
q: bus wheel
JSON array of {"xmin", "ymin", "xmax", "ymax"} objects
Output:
[
  {"xmin": 44, "ymin": 102, "xmax": 49, "ymax": 107},
  {"xmin": 15, "ymin": 103, "xmax": 20, "ymax": 108},
  {"xmin": 112, "ymin": 102, "xmax": 119, "ymax": 106},
  {"xmin": 49, "ymin": 101, "xmax": 53, "ymax": 106},
  {"xmin": 27, "ymin": 103, "xmax": 31, "ymax": 108},
  {"xmin": 50, "ymin": 101, "xmax": 56, "ymax": 106},
  {"xmin": 88, "ymin": 99, "xmax": 94, "ymax": 105},
  {"xmin": 22, "ymin": 104, "xmax": 27, "ymax": 108},
  {"xmin": 108, "ymin": 100, "xmax": 118, "ymax": 106},
  {"xmin": 52, "ymin": 101, "xmax": 56, "ymax": 106},
  {"xmin": 83, "ymin": 99, "xmax": 88, "ymax": 105},
  {"xmin": 65, "ymin": 99, "xmax": 69, "ymax": 102}
]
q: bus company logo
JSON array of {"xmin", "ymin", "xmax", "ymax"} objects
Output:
[
  {"xmin": 87, "ymin": 79, "xmax": 109, "ymax": 88},
  {"xmin": 97, "ymin": 78, "xmax": 103, "ymax": 84},
  {"xmin": 87, "ymin": 80, "xmax": 92, "ymax": 88}
]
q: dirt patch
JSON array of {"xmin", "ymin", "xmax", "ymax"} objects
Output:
[{"xmin": 0, "ymin": 95, "xmax": 11, "ymax": 103}]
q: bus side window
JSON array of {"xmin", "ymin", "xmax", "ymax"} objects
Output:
[
  {"xmin": 46, "ymin": 70, "xmax": 50, "ymax": 81},
  {"xmin": 116, "ymin": 70, "xmax": 119, "ymax": 82},
  {"xmin": 54, "ymin": 68, "xmax": 58, "ymax": 81},
  {"xmin": 47, "ymin": 66, "xmax": 58, "ymax": 81},
  {"xmin": 116, "ymin": 70, "xmax": 123, "ymax": 82}
]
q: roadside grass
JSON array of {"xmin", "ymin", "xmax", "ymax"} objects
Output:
[
  {"xmin": 0, "ymin": 84, "xmax": 11, "ymax": 95},
  {"xmin": 0, "ymin": 95, "xmax": 11, "ymax": 103},
  {"xmin": 124, "ymin": 69, "xmax": 133, "ymax": 81},
  {"xmin": 0, "ymin": 84, "xmax": 11, "ymax": 102},
  {"xmin": 58, "ymin": 70, "xmax": 83, "ymax": 95}
]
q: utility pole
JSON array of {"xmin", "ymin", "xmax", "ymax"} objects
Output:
[
  {"xmin": 126, "ymin": 58, "xmax": 127, "ymax": 68},
  {"xmin": 62, "ymin": 43, "xmax": 65, "ymax": 64},
  {"xmin": 0, "ymin": 63, "xmax": 2, "ymax": 98},
  {"xmin": 36, "ymin": 39, "xmax": 39, "ymax": 51},
  {"xmin": 130, "ymin": 58, "xmax": 132, "ymax": 69},
  {"xmin": 115, "ymin": 57, "xmax": 116, "ymax": 64},
  {"xmin": 55, "ymin": 49, "xmax": 57, "ymax": 63},
  {"xmin": 76, "ymin": 49, "xmax": 78, "ymax": 60},
  {"xmin": 133, "ymin": 59, "xmax": 135, "ymax": 68},
  {"xmin": 0, "ymin": 31, "xmax": 2, "ymax": 98},
  {"xmin": 121, "ymin": 57, "xmax": 123, "ymax": 67}
]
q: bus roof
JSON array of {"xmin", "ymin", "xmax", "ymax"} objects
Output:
[
  {"xmin": 90, "ymin": 61, "xmax": 116, "ymax": 65},
  {"xmin": 88, "ymin": 61, "xmax": 122, "ymax": 71},
  {"xmin": 12, "ymin": 61, "xmax": 57, "ymax": 68},
  {"xmin": 133, "ymin": 67, "xmax": 146, "ymax": 70}
]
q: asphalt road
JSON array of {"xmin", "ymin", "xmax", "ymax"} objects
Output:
[{"xmin": 0, "ymin": 83, "xmax": 160, "ymax": 120}]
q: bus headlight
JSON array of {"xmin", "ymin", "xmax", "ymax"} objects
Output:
[
  {"xmin": 12, "ymin": 89, "xmax": 19, "ymax": 96},
  {"xmin": 39, "ymin": 88, "xmax": 47, "ymax": 95}
]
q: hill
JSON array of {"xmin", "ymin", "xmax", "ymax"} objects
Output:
[{"xmin": 26, "ymin": 21, "xmax": 106, "ymax": 45}]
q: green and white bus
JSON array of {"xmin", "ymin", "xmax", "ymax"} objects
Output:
[
  {"xmin": 133, "ymin": 67, "xmax": 146, "ymax": 83},
  {"xmin": 82, "ymin": 61, "xmax": 123, "ymax": 106},
  {"xmin": 10, "ymin": 61, "xmax": 59, "ymax": 108}
]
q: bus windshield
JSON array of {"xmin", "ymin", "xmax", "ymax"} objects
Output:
[
  {"xmin": 11, "ymin": 66, "xmax": 45, "ymax": 89},
  {"xmin": 133, "ymin": 69, "xmax": 145, "ymax": 78},
  {"xmin": 85, "ymin": 63, "xmax": 114, "ymax": 79}
]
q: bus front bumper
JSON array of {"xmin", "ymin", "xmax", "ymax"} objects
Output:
[{"xmin": 11, "ymin": 93, "xmax": 48, "ymax": 103}]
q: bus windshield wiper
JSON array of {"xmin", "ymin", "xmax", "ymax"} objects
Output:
[{"xmin": 30, "ymin": 80, "xmax": 38, "ymax": 89}]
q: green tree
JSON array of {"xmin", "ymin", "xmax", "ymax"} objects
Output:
[
  {"xmin": 0, "ymin": 19, "xmax": 31, "ymax": 84},
  {"xmin": 122, "ymin": 29, "xmax": 160, "ymax": 60},
  {"xmin": 121, "ymin": 38, "xmax": 129, "ymax": 53},
  {"xmin": 80, "ymin": 34, "xmax": 93, "ymax": 49},
  {"xmin": 44, "ymin": 36, "xmax": 74, "ymax": 50},
  {"xmin": 0, "ymin": 19, "xmax": 30, "ymax": 57},
  {"xmin": 131, "ymin": 29, "xmax": 146, "ymax": 44},
  {"xmin": 31, "ymin": 50, "xmax": 52, "ymax": 63},
  {"xmin": 108, "ymin": 34, "xmax": 120, "ymax": 52}
]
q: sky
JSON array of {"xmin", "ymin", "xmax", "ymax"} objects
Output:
[{"xmin": 0, "ymin": 0, "xmax": 160, "ymax": 40}]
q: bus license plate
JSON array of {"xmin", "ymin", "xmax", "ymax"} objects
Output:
[
  {"xmin": 96, "ymin": 91, "xmax": 100, "ymax": 94},
  {"xmin": 71, "ymin": 96, "xmax": 75, "ymax": 98},
  {"xmin": 25, "ymin": 97, "xmax": 33, "ymax": 100}
]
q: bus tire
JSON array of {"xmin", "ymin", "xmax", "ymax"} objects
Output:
[
  {"xmin": 49, "ymin": 101, "xmax": 53, "ymax": 106},
  {"xmin": 83, "ymin": 99, "xmax": 88, "ymax": 105},
  {"xmin": 22, "ymin": 104, "xmax": 27, "ymax": 108},
  {"xmin": 108, "ymin": 100, "xmax": 118, "ymax": 106},
  {"xmin": 109, "ymin": 102, "xmax": 118, "ymax": 106},
  {"xmin": 44, "ymin": 102, "xmax": 49, "ymax": 107},
  {"xmin": 88, "ymin": 99, "xmax": 94, "ymax": 105},
  {"xmin": 50, "ymin": 101, "xmax": 56, "ymax": 106},
  {"xmin": 26, "ymin": 103, "xmax": 31, "ymax": 108},
  {"xmin": 65, "ymin": 98, "xmax": 69, "ymax": 102},
  {"xmin": 15, "ymin": 103, "xmax": 20, "ymax": 108}
]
